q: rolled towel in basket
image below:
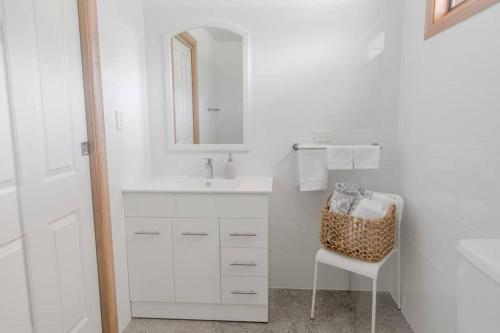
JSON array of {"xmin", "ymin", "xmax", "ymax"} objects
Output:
[
  {"xmin": 371, "ymin": 192, "xmax": 396, "ymax": 211},
  {"xmin": 329, "ymin": 183, "xmax": 364, "ymax": 214},
  {"xmin": 351, "ymin": 198, "xmax": 388, "ymax": 219}
]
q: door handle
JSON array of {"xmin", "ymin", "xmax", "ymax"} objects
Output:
[
  {"xmin": 230, "ymin": 261, "xmax": 257, "ymax": 267},
  {"xmin": 134, "ymin": 231, "xmax": 160, "ymax": 235},
  {"xmin": 231, "ymin": 290, "xmax": 258, "ymax": 295},
  {"xmin": 229, "ymin": 232, "xmax": 257, "ymax": 237}
]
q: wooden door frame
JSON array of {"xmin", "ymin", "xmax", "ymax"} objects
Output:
[
  {"xmin": 171, "ymin": 32, "xmax": 200, "ymax": 144},
  {"xmin": 77, "ymin": 1, "xmax": 119, "ymax": 333}
]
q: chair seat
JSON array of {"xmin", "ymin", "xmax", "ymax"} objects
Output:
[{"xmin": 316, "ymin": 247, "xmax": 397, "ymax": 280}]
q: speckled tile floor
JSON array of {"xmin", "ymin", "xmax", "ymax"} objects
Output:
[{"xmin": 124, "ymin": 289, "xmax": 413, "ymax": 333}]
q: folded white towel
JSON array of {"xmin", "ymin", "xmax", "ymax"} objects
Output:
[
  {"xmin": 351, "ymin": 198, "xmax": 387, "ymax": 219},
  {"xmin": 353, "ymin": 145, "xmax": 381, "ymax": 170},
  {"xmin": 326, "ymin": 145, "xmax": 353, "ymax": 170},
  {"xmin": 297, "ymin": 149, "xmax": 328, "ymax": 192}
]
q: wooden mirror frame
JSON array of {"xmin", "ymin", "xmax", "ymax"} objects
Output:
[
  {"xmin": 171, "ymin": 32, "xmax": 200, "ymax": 144},
  {"xmin": 425, "ymin": 0, "xmax": 500, "ymax": 39}
]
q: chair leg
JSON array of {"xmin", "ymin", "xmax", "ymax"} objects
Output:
[
  {"xmin": 372, "ymin": 278, "xmax": 378, "ymax": 333},
  {"xmin": 397, "ymin": 250, "xmax": 402, "ymax": 310},
  {"xmin": 311, "ymin": 260, "xmax": 318, "ymax": 319}
]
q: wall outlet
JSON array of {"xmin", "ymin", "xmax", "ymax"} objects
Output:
[
  {"xmin": 313, "ymin": 130, "xmax": 332, "ymax": 143},
  {"xmin": 115, "ymin": 109, "xmax": 125, "ymax": 131}
]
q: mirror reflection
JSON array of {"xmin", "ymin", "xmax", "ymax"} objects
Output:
[{"xmin": 171, "ymin": 27, "xmax": 243, "ymax": 145}]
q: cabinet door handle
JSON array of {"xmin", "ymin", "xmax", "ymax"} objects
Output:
[
  {"xmin": 134, "ymin": 231, "xmax": 161, "ymax": 235},
  {"xmin": 231, "ymin": 290, "xmax": 258, "ymax": 295},
  {"xmin": 181, "ymin": 232, "xmax": 209, "ymax": 236},
  {"xmin": 229, "ymin": 232, "xmax": 257, "ymax": 237},
  {"xmin": 230, "ymin": 261, "xmax": 257, "ymax": 267}
]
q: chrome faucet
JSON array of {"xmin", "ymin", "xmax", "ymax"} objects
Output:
[{"xmin": 204, "ymin": 158, "xmax": 214, "ymax": 179}]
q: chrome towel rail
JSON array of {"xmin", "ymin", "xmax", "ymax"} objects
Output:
[{"xmin": 292, "ymin": 143, "xmax": 382, "ymax": 151}]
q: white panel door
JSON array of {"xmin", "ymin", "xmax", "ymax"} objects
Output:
[
  {"xmin": 0, "ymin": 8, "xmax": 33, "ymax": 333},
  {"xmin": 1, "ymin": 1, "xmax": 101, "ymax": 333}
]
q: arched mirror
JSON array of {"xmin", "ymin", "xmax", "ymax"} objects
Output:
[{"xmin": 168, "ymin": 25, "xmax": 250, "ymax": 151}]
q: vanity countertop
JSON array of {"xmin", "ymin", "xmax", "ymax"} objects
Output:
[{"xmin": 122, "ymin": 177, "xmax": 273, "ymax": 194}]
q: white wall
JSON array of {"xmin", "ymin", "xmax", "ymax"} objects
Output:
[
  {"xmin": 397, "ymin": 2, "xmax": 500, "ymax": 332},
  {"xmin": 143, "ymin": 0, "xmax": 403, "ymax": 292},
  {"xmin": 97, "ymin": 0, "xmax": 150, "ymax": 331}
]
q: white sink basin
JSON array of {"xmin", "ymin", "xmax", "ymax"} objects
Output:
[
  {"xmin": 123, "ymin": 177, "xmax": 272, "ymax": 194},
  {"xmin": 176, "ymin": 178, "xmax": 240, "ymax": 190}
]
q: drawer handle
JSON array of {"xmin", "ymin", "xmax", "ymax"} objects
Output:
[
  {"xmin": 231, "ymin": 290, "xmax": 258, "ymax": 295},
  {"xmin": 182, "ymin": 232, "xmax": 209, "ymax": 236},
  {"xmin": 230, "ymin": 261, "xmax": 257, "ymax": 267},
  {"xmin": 229, "ymin": 232, "xmax": 257, "ymax": 237},
  {"xmin": 134, "ymin": 231, "xmax": 160, "ymax": 235}
]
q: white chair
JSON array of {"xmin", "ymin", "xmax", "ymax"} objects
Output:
[{"xmin": 310, "ymin": 192, "xmax": 404, "ymax": 333}]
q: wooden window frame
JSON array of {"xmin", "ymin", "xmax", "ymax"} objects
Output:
[
  {"xmin": 171, "ymin": 32, "xmax": 200, "ymax": 144},
  {"xmin": 425, "ymin": 0, "xmax": 500, "ymax": 39}
]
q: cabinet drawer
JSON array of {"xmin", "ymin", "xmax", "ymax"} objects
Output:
[
  {"xmin": 172, "ymin": 218, "xmax": 220, "ymax": 304},
  {"xmin": 221, "ymin": 248, "xmax": 268, "ymax": 277},
  {"xmin": 221, "ymin": 277, "xmax": 268, "ymax": 305},
  {"xmin": 220, "ymin": 219, "xmax": 267, "ymax": 248},
  {"xmin": 126, "ymin": 218, "xmax": 175, "ymax": 302}
]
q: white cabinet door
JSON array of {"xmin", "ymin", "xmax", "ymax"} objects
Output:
[
  {"xmin": 172, "ymin": 218, "xmax": 220, "ymax": 304},
  {"xmin": 126, "ymin": 218, "xmax": 175, "ymax": 302},
  {"xmin": 1, "ymin": 1, "xmax": 101, "ymax": 332}
]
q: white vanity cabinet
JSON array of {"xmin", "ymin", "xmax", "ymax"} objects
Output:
[{"xmin": 123, "ymin": 178, "xmax": 272, "ymax": 322}]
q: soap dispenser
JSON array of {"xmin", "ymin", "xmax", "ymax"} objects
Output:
[{"xmin": 224, "ymin": 153, "xmax": 236, "ymax": 179}]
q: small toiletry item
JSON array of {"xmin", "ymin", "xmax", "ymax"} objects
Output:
[{"xmin": 224, "ymin": 153, "xmax": 236, "ymax": 179}]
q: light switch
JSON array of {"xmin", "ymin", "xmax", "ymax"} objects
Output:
[
  {"xmin": 313, "ymin": 130, "xmax": 332, "ymax": 143},
  {"xmin": 115, "ymin": 109, "xmax": 125, "ymax": 131}
]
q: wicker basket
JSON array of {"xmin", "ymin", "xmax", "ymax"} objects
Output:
[{"xmin": 320, "ymin": 195, "xmax": 396, "ymax": 262}]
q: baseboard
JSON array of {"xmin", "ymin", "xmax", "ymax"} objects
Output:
[{"xmin": 131, "ymin": 302, "xmax": 268, "ymax": 323}]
